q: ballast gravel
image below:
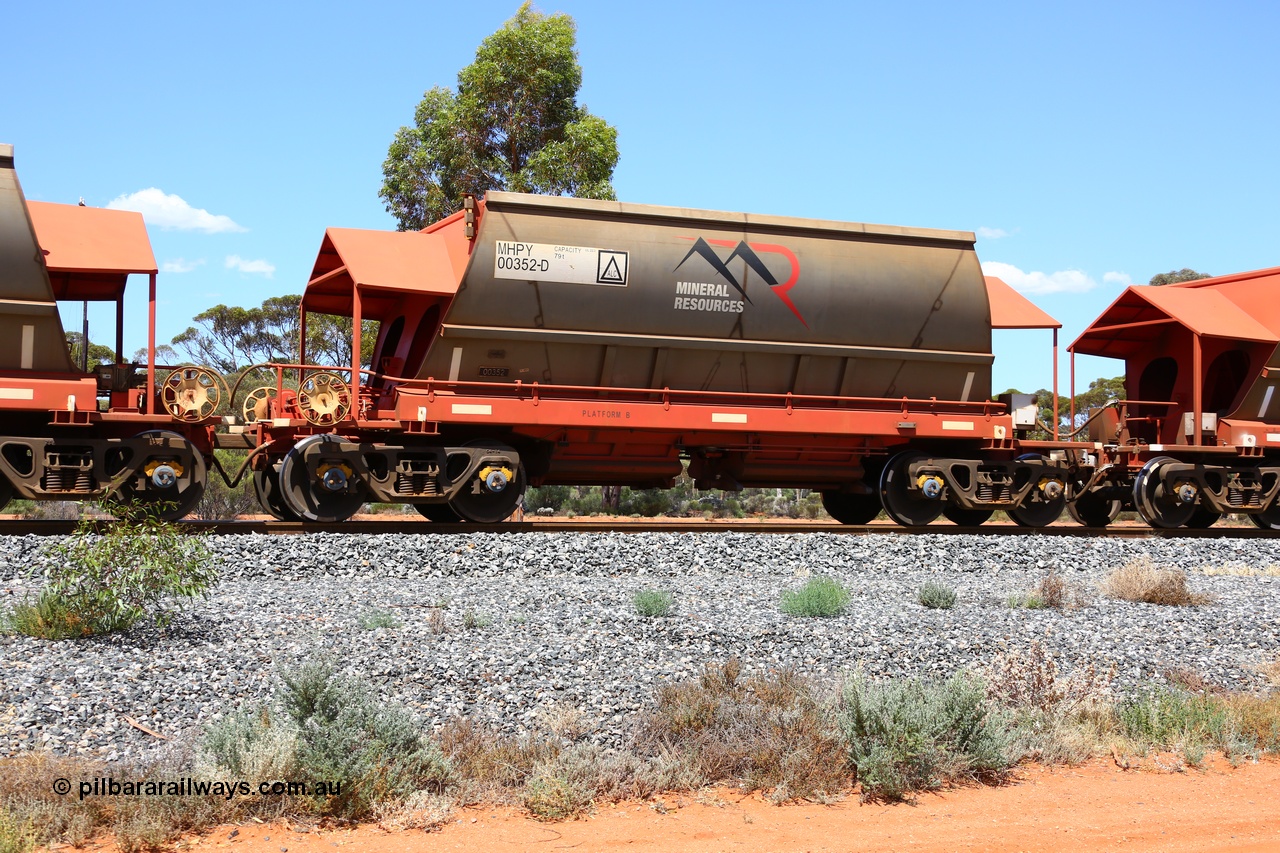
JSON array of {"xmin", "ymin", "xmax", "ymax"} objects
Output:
[{"xmin": 1, "ymin": 531, "xmax": 1278, "ymax": 763}]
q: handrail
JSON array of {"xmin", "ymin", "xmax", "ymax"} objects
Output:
[{"xmin": 235, "ymin": 362, "xmax": 1012, "ymax": 419}]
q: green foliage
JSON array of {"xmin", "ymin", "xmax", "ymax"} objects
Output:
[
  {"xmin": 7, "ymin": 504, "xmax": 216, "ymax": 637},
  {"xmin": 837, "ymin": 674, "xmax": 1013, "ymax": 802},
  {"xmin": 170, "ymin": 295, "xmax": 378, "ymax": 398},
  {"xmin": 780, "ymin": 576, "xmax": 850, "ymax": 617},
  {"xmin": 917, "ymin": 581, "xmax": 957, "ymax": 610},
  {"xmin": 1149, "ymin": 268, "xmax": 1211, "ymax": 286},
  {"xmin": 462, "ymin": 609, "xmax": 492, "ymax": 630},
  {"xmin": 522, "ymin": 769, "xmax": 590, "ymax": 821},
  {"xmin": 1007, "ymin": 592, "xmax": 1047, "ymax": 610},
  {"xmin": 524, "ymin": 485, "xmax": 571, "ymax": 513},
  {"xmin": 380, "ymin": 2, "xmax": 619, "ymax": 229},
  {"xmin": 0, "ymin": 806, "xmax": 36, "ymax": 853},
  {"xmin": 633, "ymin": 589, "xmax": 674, "ymax": 618},
  {"xmin": 1000, "ymin": 375, "xmax": 1126, "ymax": 438},
  {"xmin": 278, "ymin": 662, "xmax": 450, "ymax": 819},
  {"xmin": 202, "ymin": 705, "xmax": 297, "ymax": 780},
  {"xmin": 192, "ymin": 450, "xmax": 256, "ymax": 520},
  {"xmin": 63, "ymin": 333, "xmax": 114, "ymax": 372},
  {"xmin": 1117, "ymin": 688, "xmax": 1249, "ymax": 757},
  {"xmin": 358, "ymin": 608, "xmax": 401, "ymax": 630}
]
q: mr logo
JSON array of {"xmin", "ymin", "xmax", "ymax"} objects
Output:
[{"xmin": 674, "ymin": 238, "xmax": 807, "ymax": 327}]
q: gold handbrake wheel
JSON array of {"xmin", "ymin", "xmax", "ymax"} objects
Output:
[
  {"xmin": 242, "ymin": 385, "xmax": 277, "ymax": 424},
  {"xmin": 160, "ymin": 367, "xmax": 222, "ymax": 422},
  {"xmin": 297, "ymin": 372, "xmax": 351, "ymax": 426}
]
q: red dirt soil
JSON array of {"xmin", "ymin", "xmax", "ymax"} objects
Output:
[{"xmin": 76, "ymin": 757, "xmax": 1280, "ymax": 853}]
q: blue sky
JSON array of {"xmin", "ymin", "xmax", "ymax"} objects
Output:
[{"xmin": 5, "ymin": 0, "xmax": 1278, "ymax": 395}]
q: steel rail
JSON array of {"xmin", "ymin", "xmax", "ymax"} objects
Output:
[{"xmin": 0, "ymin": 519, "xmax": 1274, "ymax": 539}]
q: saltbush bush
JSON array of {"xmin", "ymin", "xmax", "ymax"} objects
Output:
[
  {"xmin": 917, "ymin": 581, "xmax": 957, "ymax": 610},
  {"xmin": 780, "ymin": 576, "xmax": 850, "ymax": 617},
  {"xmin": 837, "ymin": 673, "xmax": 1012, "ymax": 802},
  {"xmin": 633, "ymin": 589, "xmax": 674, "ymax": 617}
]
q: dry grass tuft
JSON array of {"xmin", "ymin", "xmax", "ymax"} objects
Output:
[
  {"xmin": 437, "ymin": 718, "xmax": 558, "ymax": 800},
  {"xmin": 633, "ymin": 659, "xmax": 848, "ymax": 802},
  {"xmin": 1262, "ymin": 657, "xmax": 1280, "ymax": 688},
  {"xmin": 1226, "ymin": 693, "xmax": 1280, "ymax": 753},
  {"xmin": 1162, "ymin": 666, "xmax": 1223, "ymax": 695},
  {"xmin": 1100, "ymin": 558, "xmax": 1213, "ymax": 606}
]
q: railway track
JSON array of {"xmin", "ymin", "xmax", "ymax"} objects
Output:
[{"xmin": 1, "ymin": 518, "xmax": 1275, "ymax": 538}]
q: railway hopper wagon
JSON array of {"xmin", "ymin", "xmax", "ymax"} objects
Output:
[
  {"xmin": 245, "ymin": 191, "xmax": 1075, "ymax": 524},
  {"xmin": 0, "ymin": 145, "xmax": 214, "ymax": 519},
  {"xmin": 1067, "ymin": 269, "xmax": 1280, "ymax": 529}
]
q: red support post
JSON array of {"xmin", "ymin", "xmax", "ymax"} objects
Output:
[
  {"xmin": 351, "ymin": 285, "xmax": 362, "ymax": 409},
  {"xmin": 1192, "ymin": 333, "xmax": 1202, "ymax": 447},
  {"xmin": 146, "ymin": 272, "xmax": 156, "ymax": 415},
  {"xmin": 298, "ymin": 304, "xmax": 308, "ymax": 388},
  {"xmin": 115, "ymin": 296, "xmax": 125, "ymax": 365},
  {"xmin": 1052, "ymin": 328, "xmax": 1059, "ymax": 441},
  {"xmin": 1069, "ymin": 348, "xmax": 1076, "ymax": 431}
]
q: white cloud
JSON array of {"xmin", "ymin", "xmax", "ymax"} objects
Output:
[
  {"xmin": 981, "ymin": 261, "xmax": 1097, "ymax": 295},
  {"xmin": 976, "ymin": 226, "xmax": 1011, "ymax": 239},
  {"xmin": 1103, "ymin": 271, "xmax": 1134, "ymax": 287},
  {"xmin": 107, "ymin": 188, "xmax": 246, "ymax": 234},
  {"xmin": 225, "ymin": 255, "xmax": 275, "ymax": 277},
  {"xmin": 161, "ymin": 257, "xmax": 204, "ymax": 274}
]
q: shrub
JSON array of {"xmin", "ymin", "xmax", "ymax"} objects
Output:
[
  {"xmin": 462, "ymin": 609, "xmax": 491, "ymax": 630},
  {"xmin": 633, "ymin": 660, "xmax": 848, "ymax": 801},
  {"xmin": 524, "ymin": 485, "xmax": 571, "ymax": 514},
  {"xmin": 837, "ymin": 673, "xmax": 1012, "ymax": 802},
  {"xmin": 1227, "ymin": 693, "xmax": 1280, "ymax": 754},
  {"xmin": 6, "ymin": 503, "xmax": 216, "ymax": 638},
  {"xmin": 633, "ymin": 589, "xmax": 674, "ymax": 617},
  {"xmin": 191, "ymin": 451, "xmax": 257, "ymax": 520},
  {"xmin": 202, "ymin": 705, "xmax": 298, "ymax": 780},
  {"xmin": 1102, "ymin": 558, "xmax": 1213, "ymax": 606},
  {"xmin": 917, "ymin": 581, "xmax": 957, "ymax": 610},
  {"xmin": 0, "ymin": 807, "xmax": 36, "ymax": 853},
  {"xmin": 1117, "ymin": 688, "xmax": 1248, "ymax": 759},
  {"xmin": 1007, "ymin": 572, "xmax": 1078, "ymax": 611},
  {"xmin": 618, "ymin": 488, "xmax": 675, "ymax": 517},
  {"xmin": 438, "ymin": 718, "xmax": 558, "ymax": 796},
  {"xmin": 780, "ymin": 576, "xmax": 850, "ymax": 617},
  {"xmin": 276, "ymin": 661, "xmax": 450, "ymax": 819},
  {"xmin": 522, "ymin": 767, "xmax": 591, "ymax": 821},
  {"xmin": 1263, "ymin": 656, "xmax": 1280, "ymax": 688},
  {"xmin": 1036, "ymin": 573, "xmax": 1067, "ymax": 608},
  {"xmin": 358, "ymin": 608, "xmax": 401, "ymax": 630}
]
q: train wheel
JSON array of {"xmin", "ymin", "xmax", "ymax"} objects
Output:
[
  {"xmin": 253, "ymin": 462, "xmax": 299, "ymax": 521},
  {"xmin": 821, "ymin": 491, "xmax": 882, "ymax": 524},
  {"xmin": 1249, "ymin": 501, "xmax": 1280, "ymax": 530},
  {"xmin": 1132, "ymin": 456, "xmax": 1196, "ymax": 529},
  {"xmin": 278, "ymin": 434, "xmax": 365, "ymax": 523},
  {"xmin": 942, "ymin": 506, "xmax": 994, "ymax": 526},
  {"xmin": 414, "ymin": 503, "xmax": 462, "ymax": 522},
  {"xmin": 0, "ymin": 475, "xmax": 13, "ymax": 513},
  {"xmin": 114, "ymin": 431, "xmax": 206, "ymax": 521},
  {"xmin": 1186, "ymin": 507, "xmax": 1221, "ymax": 529},
  {"xmin": 448, "ymin": 441, "xmax": 526, "ymax": 524},
  {"xmin": 1067, "ymin": 492, "xmax": 1122, "ymax": 528},
  {"xmin": 1008, "ymin": 454, "xmax": 1066, "ymax": 528},
  {"xmin": 879, "ymin": 451, "xmax": 943, "ymax": 527}
]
